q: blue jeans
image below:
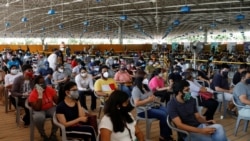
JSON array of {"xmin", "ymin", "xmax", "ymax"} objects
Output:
[
  {"xmin": 119, "ymin": 85, "xmax": 132, "ymax": 97},
  {"xmin": 138, "ymin": 106, "xmax": 172, "ymax": 139},
  {"xmin": 185, "ymin": 124, "xmax": 228, "ymax": 141}
]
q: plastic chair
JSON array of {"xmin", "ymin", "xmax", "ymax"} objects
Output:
[
  {"xmin": 53, "ymin": 113, "xmax": 96, "ymax": 141},
  {"xmin": 166, "ymin": 115, "xmax": 190, "ymax": 141},
  {"xmin": 232, "ymin": 97, "xmax": 250, "ymax": 136},
  {"xmin": 214, "ymin": 91, "xmax": 228, "ymax": 119},
  {"xmin": 93, "ymin": 91, "xmax": 105, "ymax": 119},
  {"xmin": 130, "ymin": 98, "xmax": 158, "ymax": 141},
  {"xmin": 25, "ymin": 99, "xmax": 52, "ymax": 141}
]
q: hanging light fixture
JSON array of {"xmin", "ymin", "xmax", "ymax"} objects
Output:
[
  {"xmin": 59, "ymin": 24, "xmax": 64, "ymax": 29},
  {"xmin": 48, "ymin": 9, "xmax": 55, "ymax": 15},
  {"xmin": 180, "ymin": 5, "xmax": 191, "ymax": 13},
  {"xmin": 236, "ymin": 14, "xmax": 245, "ymax": 21},
  {"xmin": 173, "ymin": 19, "xmax": 180, "ymax": 26},
  {"xmin": 120, "ymin": 0, "xmax": 127, "ymax": 21},
  {"xmin": 5, "ymin": 22, "xmax": 10, "ymax": 27},
  {"xmin": 21, "ymin": 0, "xmax": 28, "ymax": 22},
  {"xmin": 83, "ymin": 21, "xmax": 89, "ymax": 26}
]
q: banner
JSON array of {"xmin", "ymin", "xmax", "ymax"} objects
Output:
[
  {"xmin": 183, "ymin": 42, "xmax": 190, "ymax": 51},
  {"xmin": 172, "ymin": 42, "xmax": 178, "ymax": 51},
  {"xmin": 210, "ymin": 42, "xmax": 219, "ymax": 53},
  {"xmin": 227, "ymin": 42, "xmax": 236, "ymax": 53},
  {"xmin": 244, "ymin": 42, "xmax": 250, "ymax": 51}
]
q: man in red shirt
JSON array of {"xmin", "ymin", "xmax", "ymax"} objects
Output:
[{"xmin": 28, "ymin": 75, "xmax": 58, "ymax": 141}]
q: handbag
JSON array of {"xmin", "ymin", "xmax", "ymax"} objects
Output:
[
  {"xmin": 86, "ymin": 114, "xmax": 98, "ymax": 134},
  {"xmin": 198, "ymin": 91, "xmax": 213, "ymax": 100}
]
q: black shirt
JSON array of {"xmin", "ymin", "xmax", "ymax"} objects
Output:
[{"xmin": 232, "ymin": 71, "xmax": 241, "ymax": 85}]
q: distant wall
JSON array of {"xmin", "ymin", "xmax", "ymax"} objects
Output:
[{"xmin": 0, "ymin": 44, "xmax": 245, "ymax": 54}]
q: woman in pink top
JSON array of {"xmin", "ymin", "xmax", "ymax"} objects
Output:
[{"xmin": 148, "ymin": 68, "xmax": 171, "ymax": 105}]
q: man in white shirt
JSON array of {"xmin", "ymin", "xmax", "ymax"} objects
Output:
[
  {"xmin": 47, "ymin": 50, "xmax": 58, "ymax": 71},
  {"xmin": 72, "ymin": 59, "xmax": 84, "ymax": 78},
  {"xmin": 75, "ymin": 67, "xmax": 96, "ymax": 111}
]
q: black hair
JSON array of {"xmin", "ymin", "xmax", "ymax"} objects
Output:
[
  {"xmin": 22, "ymin": 64, "xmax": 32, "ymax": 72},
  {"xmin": 99, "ymin": 65, "xmax": 109, "ymax": 73},
  {"xmin": 173, "ymin": 80, "xmax": 190, "ymax": 95},
  {"xmin": 104, "ymin": 90, "xmax": 133, "ymax": 133},
  {"xmin": 220, "ymin": 63, "xmax": 230, "ymax": 70},
  {"xmin": 239, "ymin": 63, "xmax": 248, "ymax": 69},
  {"xmin": 149, "ymin": 68, "xmax": 162, "ymax": 81},
  {"xmin": 240, "ymin": 70, "xmax": 250, "ymax": 79},
  {"xmin": 58, "ymin": 81, "xmax": 76, "ymax": 103},
  {"xmin": 34, "ymin": 75, "xmax": 44, "ymax": 85},
  {"xmin": 79, "ymin": 67, "xmax": 87, "ymax": 72}
]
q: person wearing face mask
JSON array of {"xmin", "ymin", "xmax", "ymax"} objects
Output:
[
  {"xmin": 47, "ymin": 49, "xmax": 59, "ymax": 71},
  {"xmin": 28, "ymin": 76, "xmax": 58, "ymax": 141},
  {"xmin": 56, "ymin": 82, "xmax": 96, "ymax": 141},
  {"xmin": 168, "ymin": 66, "xmax": 183, "ymax": 89},
  {"xmin": 114, "ymin": 65, "xmax": 133, "ymax": 97},
  {"xmin": 167, "ymin": 80, "xmax": 228, "ymax": 141},
  {"xmin": 7, "ymin": 55, "xmax": 21, "ymax": 70},
  {"xmin": 184, "ymin": 72, "xmax": 218, "ymax": 120},
  {"xmin": 94, "ymin": 65, "xmax": 117, "ymax": 98},
  {"xmin": 132, "ymin": 70, "xmax": 174, "ymax": 141},
  {"xmin": 210, "ymin": 64, "xmax": 235, "ymax": 116},
  {"xmin": 72, "ymin": 59, "xmax": 85, "ymax": 78},
  {"xmin": 232, "ymin": 63, "xmax": 248, "ymax": 86},
  {"xmin": 99, "ymin": 90, "xmax": 144, "ymax": 141},
  {"xmin": 149, "ymin": 68, "xmax": 172, "ymax": 105},
  {"xmin": 11, "ymin": 64, "xmax": 35, "ymax": 126},
  {"xmin": 75, "ymin": 67, "xmax": 96, "ymax": 111},
  {"xmin": 52, "ymin": 64, "xmax": 70, "ymax": 91},
  {"xmin": 145, "ymin": 59, "xmax": 155, "ymax": 75},
  {"xmin": 4, "ymin": 65, "xmax": 22, "ymax": 107},
  {"xmin": 38, "ymin": 61, "xmax": 54, "ymax": 85},
  {"xmin": 233, "ymin": 70, "xmax": 250, "ymax": 117}
]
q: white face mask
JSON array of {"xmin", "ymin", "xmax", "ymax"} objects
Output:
[
  {"xmin": 158, "ymin": 73, "xmax": 163, "ymax": 77},
  {"xmin": 11, "ymin": 69, "xmax": 18, "ymax": 75},
  {"xmin": 149, "ymin": 61, "xmax": 153, "ymax": 65},
  {"xmin": 103, "ymin": 72, "xmax": 109, "ymax": 78},
  {"xmin": 81, "ymin": 72, "xmax": 87, "ymax": 78},
  {"xmin": 60, "ymin": 48, "xmax": 64, "ymax": 51},
  {"xmin": 58, "ymin": 68, "xmax": 64, "ymax": 73}
]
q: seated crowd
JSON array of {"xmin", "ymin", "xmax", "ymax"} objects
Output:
[{"xmin": 0, "ymin": 47, "xmax": 250, "ymax": 141}]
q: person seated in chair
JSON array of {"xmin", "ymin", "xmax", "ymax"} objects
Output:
[
  {"xmin": 56, "ymin": 82, "xmax": 96, "ymax": 141},
  {"xmin": 184, "ymin": 71, "xmax": 218, "ymax": 120},
  {"xmin": 114, "ymin": 64, "xmax": 133, "ymax": 97},
  {"xmin": 167, "ymin": 80, "xmax": 228, "ymax": 141},
  {"xmin": 233, "ymin": 70, "xmax": 250, "ymax": 117},
  {"xmin": 75, "ymin": 67, "xmax": 96, "ymax": 111},
  {"xmin": 210, "ymin": 64, "xmax": 235, "ymax": 116},
  {"xmin": 11, "ymin": 64, "xmax": 35, "ymax": 126},
  {"xmin": 94, "ymin": 65, "xmax": 117, "ymax": 99},
  {"xmin": 232, "ymin": 63, "xmax": 247, "ymax": 86},
  {"xmin": 99, "ymin": 90, "xmax": 144, "ymax": 141},
  {"xmin": 132, "ymin": 70, "xmax": 174, "ymax": 141},
  {"xmin": 28, "ymin": 75, "xmax": 58, "ymax": 141},
  {"xmin": 149, "ymin": 68, "xmax": 172, "ymax": 105}
]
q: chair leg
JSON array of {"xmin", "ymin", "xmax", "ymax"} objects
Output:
[
  {"xmin": 98, "ymin": 107, "xmax": 102, "ymax": 119},
  {"xmin": 223, "ymin": 101, "xmax": 228, "ymax": 118},
  {"xmin": 234, "ymin": 118, "xmax": 241, "ymax": 136},
  {"xmin": 16, "ymin": 107, "xmax": 20, "ymax": 127},
  {"xmin": 30, "ymin": 122, "xmax": 34, "ymax": 141},
  {"xmin": 145, "ymin": 120, "xmax": 152, "ymax": 140},
  {"xmin": 243, "ymin": 120, "xmax": 249, "ymax": 132}
]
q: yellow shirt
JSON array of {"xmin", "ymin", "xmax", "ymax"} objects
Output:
[{"xmin": 94, "ymin": 78, "xmax": 118, "ymax": 95}]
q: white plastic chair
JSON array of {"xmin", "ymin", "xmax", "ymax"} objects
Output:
[
  {"xmin": 232, "ymin": 96, "xmax": 250, "ymax": 136},
  {"xmin": 130, "ymin": 98, "xmax": 158, "ymax": 141},
  {"xmin": 25, "ymin": 99, "xmax": 52, "ymax": 141},
  {"xmin": 167, "ymin": 115, "xmax": 190, "ymax": 141},
  {"xmin": 53, "ymin": 113, "xmax": 96, "ymax": 141},
  {"xmin": 93, "ymin": 91, "xmax": 105, "ymax": 119}
]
